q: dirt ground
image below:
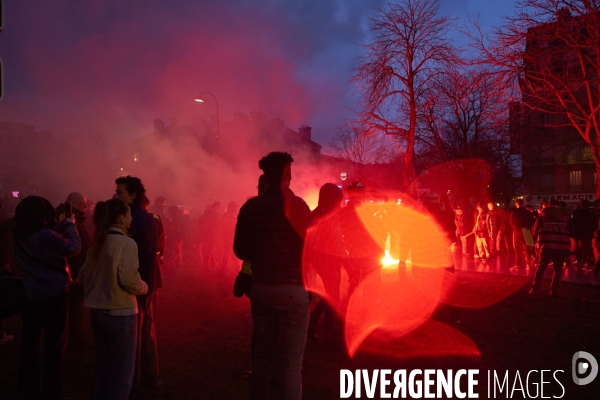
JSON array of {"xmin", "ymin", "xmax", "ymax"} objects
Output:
[{"xmin": 1, "ymin": 263, "xmax": 599, "ymax": 399}]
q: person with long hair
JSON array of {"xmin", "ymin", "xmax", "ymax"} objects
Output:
[
  {"xmin": 12, "ymin": 196, "xmax": 81, "ymax": 400},
  {"xmin": 78, "ymin": 198, "xmax": 148, "ymax": 400},
  {"xmin": 113, "ymin": 176, "xmax": 162, "ymax": 394}
]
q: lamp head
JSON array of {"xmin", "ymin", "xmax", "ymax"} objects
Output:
[{"xmin": 194, "ymin": 96, "xmax": 205, "ymax": 102}]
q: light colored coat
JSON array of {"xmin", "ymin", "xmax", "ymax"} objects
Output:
[{"xmin": 79, "ymin": 227, "xmax": 148, "ymax": 315}]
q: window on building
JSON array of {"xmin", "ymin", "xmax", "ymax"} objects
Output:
[
  {"xmin": 539, "ymin": 112, "xmax": 549, "ymax": 126},
  {"xmin": 569, "ymin": 170, "xmax": 582, "ymax": 190},
  {"xmin": 582, "ymin": 147, "xmax": 594, "ymax": 161}
]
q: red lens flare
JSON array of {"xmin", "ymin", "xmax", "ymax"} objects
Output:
[
  {"xmin": 437, "ymin": 271, "xmax": 530, "ymax": 309},
  {"xmin": 355, "ymin": 319, "xmax": 481, "ymax": 360},
  {"xmin": 344, "ymin": 267, "xmax": 446, "ymax": 357},
  {"xmin": 303, "ymin": 193, "xmax": 524, "ymax": 359}
]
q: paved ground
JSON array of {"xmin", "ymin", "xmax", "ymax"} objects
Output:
[
  {"xmin": 453, "ymin": 251, "xmax": 600, "ymax": 287},
  {"xmin": 1, "ymin": 253, "xmax": 599, "ymax": 399}
]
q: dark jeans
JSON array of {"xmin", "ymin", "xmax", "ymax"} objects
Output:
[
  {"xmin": 576, "ymin": 237, "xmax": 593, "ymax": 264},
  {"xmin": 19, "ymin": 293, "xmax": 68, "ymax": 400},
  {"xmin": 132, "ymin": 293, "xmax": 160, "ymax": 391},
  {"xmin": 513, "ymin": 228, "xmax": 531, "ymax": 267},
  {"xmin": 491, "ymin": 231, "xmax": 503, "ymax": 254},
  {"xmin": 531, "ymin": 250, "xmax": 569, "ymax": 294},
  {"xmin": 250, "ymin": 283, "xmax": 310, "ymax": 400},
  {"xmin": 91, "ymin": 312, "xmax": 138, "ymax": 400}
]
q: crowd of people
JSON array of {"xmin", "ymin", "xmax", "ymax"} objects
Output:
[
  {"xmin": 1, "ymin": 150, "xmax": 600, "ymax": 399},
  {"xmin": 452, "ymin": 197, "xmax": 600, "ymax": 296}
]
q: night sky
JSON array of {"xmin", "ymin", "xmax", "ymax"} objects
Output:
[{"xmin": 0, "ymin": 0, "xmax": 515, "ymax": 147}]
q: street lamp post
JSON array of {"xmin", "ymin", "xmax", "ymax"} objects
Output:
[{"xmin": 194, "ymin": 92, "xmax": 220, "ymax": 156}]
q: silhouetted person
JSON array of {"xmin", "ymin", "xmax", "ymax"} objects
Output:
[
  {"xmin": 165, "ymin": 205, "xmax": 183, "ymax": 270},
  {"xmin": 148, "ymin": 196, "xmax": 167, "ymax": 222},
  {"xmin": 529, "ymin": 199, "xmax": 572, "ymax": 297},
  {"xmin": 487, "ymin": 202, "xmax": 503, "ymax": 257},
  {"xmin": 142, "ymin": 196, "xmax": 166, "ymax": 278},
  {"xmin": 473, "ymin": 202, "xmax": 491, "ymax": 260},
  {"xmin": 60, "ymin": 192, "xmax": 91, "ymax": 350},
  {"xmin": 306, "ymin": 183, "xmax": 344, "ymax": 345},
  {"xmin": 510, "ymin": 199, "xmax": 535, "ymax": 270},
  {"xmin": 572, "ymin": 200, "xmax": 597, "ymax": 267},
  {"xmin": 454, "ymin": 204, "xmax": 473, "ymax": 255},
  {"xmin": 234, "ymin": 152, "xmax": 311, "ymax": 400},
  {"xmin": 197, "ymin": 202, "xmax": 221, "ymax": 269},
  {"xmin": 113, "ymin": 176, "xmax": 162, "ymax": 395},
  {"xmin": 592, "ymin": 219, "xmax": 600, "ymax": 275},
  {"xmin": 179, "ymin": 208, "xmax": 193, "ymax": 263},
  {"xmin": 339, "ymin": 182, "xmax": 384, "ymax": 298},
  {"xmin": 220, "ymin": 201, "xmax": 239, "ymax": 275},
  {"xmin": 13, "ymin": 196, "xmax": 81, "ymax": 400},
  {"xmin": 0, "ymin": 198, "xmax": 17, "ymax": 346}
]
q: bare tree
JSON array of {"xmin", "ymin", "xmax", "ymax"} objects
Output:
[
  {"xmin": 417, "ymin": 67, "xmax": 517, "ymax": 201},
  {"xmin": 468, "ymin": 0, "xmax": 600, "ymax": 196},
  {"xmin": 326, "ymin": 126, "xmax": 396, "ymax": 182},
  {"xmin": 419, "ymin": 68, "xmax": 505, "ymax": 164},
  {"xmin": 352, "ymin": 0, "xmax": 461, "ymax": 194}
]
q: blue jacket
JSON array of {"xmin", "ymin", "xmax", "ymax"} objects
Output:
[{"xmin": 14, "ymin": 222, "xmax": 81, "ymax": 301}]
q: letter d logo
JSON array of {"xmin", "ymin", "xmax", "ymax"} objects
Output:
[{"xmin": 572, "ymin": 351, "xmax": 598, "ymax": 385}]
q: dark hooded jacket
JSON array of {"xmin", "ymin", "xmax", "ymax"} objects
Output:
[
  {"xmin": 510, "ymin": 207, "xmax": 535, "ymax": 229},
  {"xmin": 13, "ymin": 196, "xmax": 81, "ymax": 301},
  {"xmin": 572, "ymin": 205, "xmax": 597, "ymax": 240},
  {"xmin": 306, "ymin": 184, "xmax": 346, "ymax": 274},
  {"xmin": 234, "ymin": 187, "xmax": 311, "ymax": 285},
  {"xmin": 129, "ymin": 202, "xmax": 161, "ymax": 294}
]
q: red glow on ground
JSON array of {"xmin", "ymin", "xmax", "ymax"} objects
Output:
[
  {"xmin": 437, "ymin": 271, "xmax": 531, "ymax": 309},
  {"xmin": 344, "ymin": 269, "xmax": 446, "ymax": 356},
  {"xmin": 356, "ymin": 320, "xmax": 481, "ymax": 359}
]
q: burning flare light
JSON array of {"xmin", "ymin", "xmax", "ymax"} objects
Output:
[{"xmin": 381, "ymin": 250, "xmax": 399, "ymax": 270}]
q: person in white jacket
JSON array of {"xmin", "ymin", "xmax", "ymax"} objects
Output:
[{"xmin": 78, "ymin": 198, "xmax": 148, "ymax": 400}]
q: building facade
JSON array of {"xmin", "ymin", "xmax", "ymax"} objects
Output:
[{"xmin": 513, "ymin": 9, "xmax": 599, "ymax": 209}]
